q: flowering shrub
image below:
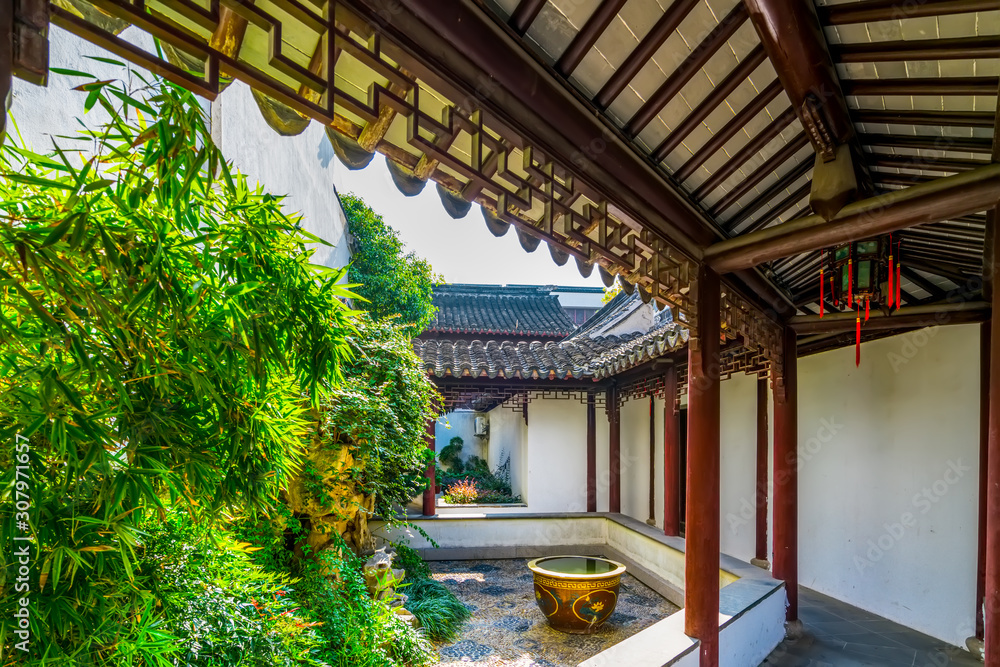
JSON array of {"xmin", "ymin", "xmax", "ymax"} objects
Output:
[{"xmin": 442, "ymin": 479, "xmax": 480, "ymax": 504}]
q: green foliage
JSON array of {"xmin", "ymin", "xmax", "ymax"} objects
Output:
[
  {"xmin": 392, "ymin": 544, "xmax": 430, "ymax": 581},
  {"xmin": 0, "ymin": 70, "xmax": 356, "ymax": 663},
  {"xmin": 437, "ymin": 436, "xmax": 464, "ymax": 472},
  {"xmin": 315, "ymin": 315, "xmax": 439, "ymax": 518},
  {"xmin": 442, "ymin": 479, "xmax": 480, "ymax": 504},
  {"xmin": 340, "ymin": 193, "xmax": 439, "ymax": 332},
  {"xmin": 292, "ymin": 541, "xmax": 433, "ymax": 667},
  {"xmin": 140, "ymin": 514, "xmax": 326, "ymax": 667},
  {"xmin": 403, "ymin": 578, "xmax": 470, "ymax": 643},
  {"xmin": 436, "ymin": 452, "xmax": 520, "ymax": 504}
]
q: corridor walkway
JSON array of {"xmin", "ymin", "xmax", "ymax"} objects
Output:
[{"xmin": 761, "ymin": 588, "xmax": 982, "ymax": 666}]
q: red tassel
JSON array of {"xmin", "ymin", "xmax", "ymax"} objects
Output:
[
  {"xmin": 896, "ymin": 242, "xmax": 902, "ymax": 306},
  {"xmin": 865, "ymin": 297, "xmax": 869, "ymax": 322},
  {"xmin": 848, "ymin": 258, "xmax": 853, "ymax": 308},
  {"xmin": 856, "ymin": 311, "xmax": 861, "ymax": 367},
  {"xmin": 888, "ymin": 252, "xmax": 894, "ymax": 308},
  {"xmin": 820, "ymin": 265, "xmax": 825, "ymax": 318},
  {"xmin": 832, "ymin": 276, "xmax": 838, "ymax": 306}
]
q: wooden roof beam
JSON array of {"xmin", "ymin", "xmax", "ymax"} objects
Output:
[
  {"xmin": 625, "ymin": 2, "xmax": 748, "ymax": 137},
  {"xmin": 509, "ymin": 0, "xmax": 547, "ymax": 36},
  {"xmin": 862, "ymin": 133, "xmax": 993, "ymax": 154},
  {"xmin": 740, "ymin": 181, "xmax": 812, "ymax": 235},
  {"xmin": 595, "ymin": 0, "xmax": 699, "ymax": 109},
  {"xmin": 819, "ymin": 0, "xmax": 997, "ymax": 25},
  {"xmin": 900, "ymin": 266, "xmax": 947, "ymax": 300},
  {"xmin": 855, "ymin": 109, "xmax": 996, "ymax": 129},
  {"xmin": 704, "ymin": 163, "xmax": 1000, "ymax": 272},
  {"xmin": 557, "ymin": 0, "xmax": 628, "ymax": 76},
  {"xmin": 789, "ymin": 301, "xmax": 990, "ymax": 335},
  {"xmin": 868, "ymin": 153, "xmax": 988, "ymax": 174},
  {"xmin": 724, "ymin": 159, "xmax": 812, "ymax": 232},
  {"xmin": 674, "ymin": 79, "xmax": 785, "ymax": 183},
  {"xmin": 844, "ymin": 77, "xmax": 999, "ymax": 97},
  {"xmin": 833, "ymin": 36, "xmax": 1000, "ymax": 63},
  {"xmin": 743, "ymin": 0, "xmax": 868, "ymax": 220},
  {"xmin": 692, "ymin": 110, "xmax": 799, "ymax": 200},
  {"xmin": 708, "ymin": 133, "xmax": 809, "ymax": 216},
  {"xmin": 652, "ymin": 45, "xmax": 768, "ymax": 163}
]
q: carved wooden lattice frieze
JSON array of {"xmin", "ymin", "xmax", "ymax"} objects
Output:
[
  {"xmin": 13, "ymin": 0, "xmax": 792, "ymax": 357},
  {"xmin": 436, "ymin": 384, "xmax": 606, "ymax": 414}
]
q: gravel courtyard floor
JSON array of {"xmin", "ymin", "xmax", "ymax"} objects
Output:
[{"xmin": 429, "ymin": 558, "xmax": 680, "ymax": 667}]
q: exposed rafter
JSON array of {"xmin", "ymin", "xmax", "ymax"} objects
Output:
[
  {"xmin": 556, "ymin": 0, "xmax": 628, "ymax": 76},
  {"xmin": 818, "ymin": 0, "xmax": 997, "ymax": 25},
  {"xmin": 844, "ymin": 77, "xmax": 999, "ymax": 97},
  {"xmin": 652, "ymin": 45, "xmax": 768, "ymax": 162},
  {"xmin": 692, "ymin": 111, "xmax": 799, "ymax": 199},
  {"xmin": 705, "ymin": 164, "xmax": 1000, "ymax": 272},
  {"xmin": 509, "ymin": 0, "xmax": 546, "ymax": 36},
  {"xmin": 832, "ymin": 36, "xmax": 1000, "ymax": 63},
  {"xmin": 625, "ymin": 2, "xmax": 748, "ymax": 138},
  {"xmin": 594, "ymin": 0, "xmax": 698, "ymax": 109},
  {"xmin": 673, "ymin": 79, "xmax": 785, "ymax": 183}
]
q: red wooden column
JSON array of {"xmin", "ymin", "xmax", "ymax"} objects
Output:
[
  {"xmin": 609, "ymin": 385, "xmax": 621, "ymax": 514},
  {"xmin": 664, "ymin": 364, "xmax": 681, "ymax": 536},
  {"xmin": 587, "ymin": 392, "xmax": 597, "ymax": 512},
  {"xmin": 754, "ymin": 377, "xmax": 770, "ymax": 567},
  {"xmin": 979, "ymin": 321, "xmax": 991, "ymax": 642},
  {"xmin": 773, "ymin": 326, "xmax": 799, "ymax": 624},
  {"xmin": 422, "ymin": 418, "xmax": 436, "ymax": 516},
  {"xmin": 987, "ymin": 283, "xmax": 1000, "ymax": 665},
  {"xmin": 684, "ymin": 267, "xmax": 721, "ymax": 667}
]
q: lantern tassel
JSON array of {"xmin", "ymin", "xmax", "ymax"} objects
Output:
[
  {"xmin": 856, "ymin": 310, "xmax": 861, "ymax": 367},
  {"xmin": 820, "ymin": 265, "xmax": 825, "ymax": 318},
  {"xmin": 888, "ymin": 252, "xmax": 894, "ymax": 308},
  {"xmin": 848, "ymin": 258, "xmax": 853, "ymax": 308},
  {"xmin": 896, "ymin": 241, "xmax": 902, "ymax": 306},
  {"xmin": 865, "ymin": 297, "xmax": 869, "ymax": 322}
]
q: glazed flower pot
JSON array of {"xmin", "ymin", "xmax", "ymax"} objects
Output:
[{"xmin": 527, "ymin": 555, "xmax": 626, "ymax": 634}]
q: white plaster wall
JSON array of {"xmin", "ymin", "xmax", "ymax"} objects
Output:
[
  {"xmin": 719, "ymin": 373, "xmax": 760, "ymax": 564},
  {"xmin": 11, "ymin": 27, "xmax": 149, "ymax": 151},
  {"xmin": 719, "ymin": 586, "xmax": 786, "ymax": 667},
  {"xmin": 597, "ymin": 404, "xmax": 611, "ymax": 512},
  {"xmin": 11, "ymin": 28, "xmax": 349, "ymax": 271},
  {"xmin": 487, "ymin": 403, "xmax": 527, "ymax": 500},
  {"xmin": 525, "ymin": 399, "xmax": 589, "ymax": 512},
  {"xmin": 620, "ymin": 397, "xmax": 660, "ymax": 526},
  {"xmin": 653, "ymin": 396, "xmax": 666, "ymax": 530},
  {"xmin": 797, "ymin": 324, "xmax": 980, "ymax": 646}
]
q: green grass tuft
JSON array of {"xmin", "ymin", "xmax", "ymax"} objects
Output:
[{"xmin": 404, "ymin": 577, "xmax": 472, "ymax": 642}]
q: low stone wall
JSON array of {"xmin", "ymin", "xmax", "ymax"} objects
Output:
[{"xmin": 372, "ymin": 512, "xmax": 785, "ymax": 666}]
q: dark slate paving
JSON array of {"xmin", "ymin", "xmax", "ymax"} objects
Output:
[{"xmin": 761, "ymin": 588, "xmax": 982, "ymax": 667}]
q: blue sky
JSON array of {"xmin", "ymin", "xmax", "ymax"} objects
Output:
[{"xmin": 333, "ymin": 157, "xmax": 606, "ymax": 288}]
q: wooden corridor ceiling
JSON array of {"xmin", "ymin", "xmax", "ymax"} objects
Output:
[
  {"xmin": 474, "ymin": 0, "xmax": 998, "ymax": 315},
  {"xmin": 9, "ymin": 0, "xmax": 999, "ymax": 365}
]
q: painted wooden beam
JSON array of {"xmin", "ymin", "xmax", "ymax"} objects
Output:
[
  {"xmin": 705, "ymin": 164, "xmax": 1000, "ymax": 272},
  {"xmin": 788, "ymin": 301, "xmax": 990, "ymax": 335}
]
